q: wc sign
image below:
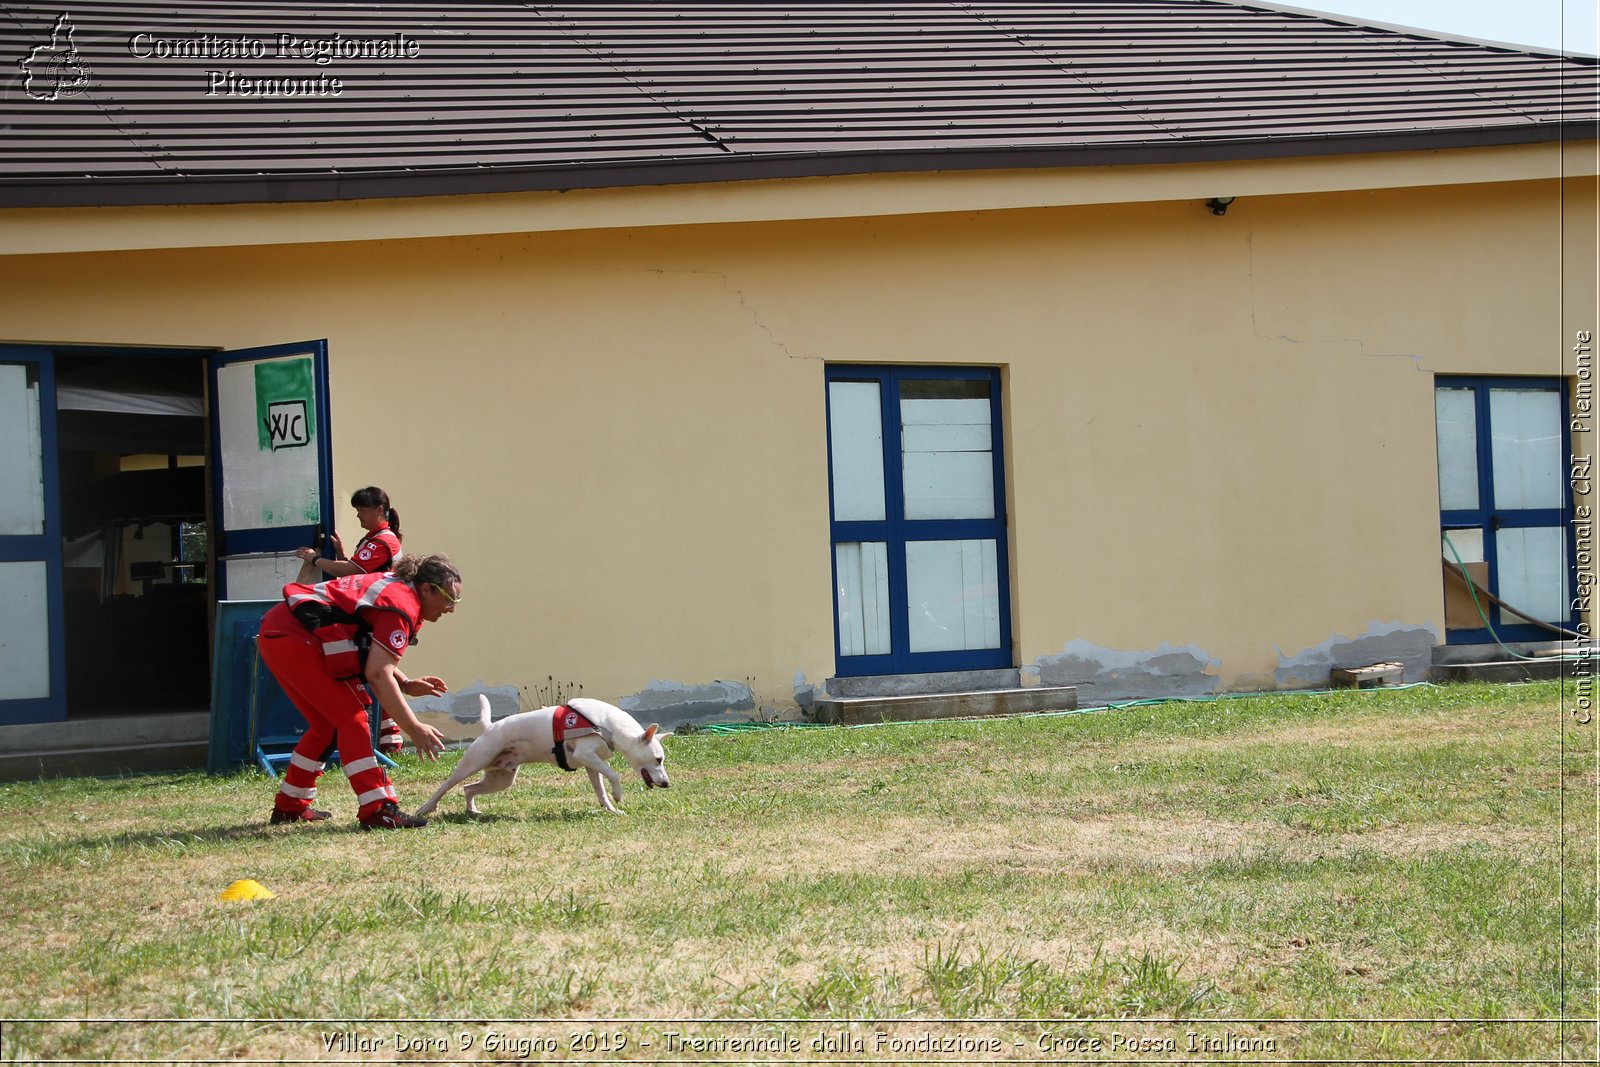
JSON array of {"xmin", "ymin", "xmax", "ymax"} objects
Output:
[
  {"xmin": 266, "ymin": 399, "xmax": 310, "ymax": 450},
  {"xmin": 254, "ymin": 358, "xmax": 316, "ymax": 452}
]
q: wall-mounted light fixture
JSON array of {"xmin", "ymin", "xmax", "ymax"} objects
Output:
[{"xmin": 1205, "ymin": 196, "xmax": 1236, "ymax": 216}]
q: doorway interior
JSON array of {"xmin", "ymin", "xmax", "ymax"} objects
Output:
[{"xmin": 55, "ymin": 353, "xmax": 211, "ymax": 718}]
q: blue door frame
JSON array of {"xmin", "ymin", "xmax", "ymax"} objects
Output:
[
  {"xmin": 1438, "ymin": 375, "xmax": 1579, "ymax": 644},
  {"xmin": 207, "ymin": 341, "xmax": 336, "ymax": 600},
  {"xmin": 0, "ymin": 341, "xmax": 333, "ymax": 726},
  {"xmin": 0, "ymin": 346, "xmax": 65, "ymax": 725},
  {"xmin": 825, "ymin": 365, "xmax": 1012, "ymax": 677}
]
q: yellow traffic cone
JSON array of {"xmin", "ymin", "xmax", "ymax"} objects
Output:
[{"xmin": 219, "ymin": 879, "xmax": 277, "ymax": 902}]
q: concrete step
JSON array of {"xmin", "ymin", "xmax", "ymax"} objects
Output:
[
  {"xmin": 1429, "ymin": 659, "xmax": 1583, "ymax": 684},
  {"xmin": 0, "ymin": 712, "xmax": 210, "ymax": 781},
  {"xmin": 1429, "ymin": 641, "xmax": 1592, "ymax": 684},
  {"xmin": 813, "ymin": 685, "xmax": 1077, "ymax": 725},
  {"xmin": 825, "ymin": 668, "xmax": 1022, "ymax": 699}
]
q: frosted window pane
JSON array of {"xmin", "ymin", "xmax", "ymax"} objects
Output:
[
  {"xmin": 223, "ymin": 552, "xmax": 308, "ymax": 601},
  {"xmin": 1441, "ymin": 528, "xmax": 1484, "ymax": 564},
  {"xmin": 1490, "ymin": 389, "xmax": 1563, "ymax": 510},
  {"xmin": 0, "ymin": 365, "xmax": 45, "ymax": 536},
  {"xmin": 1434, "ymin": 388, "xmax": 1479, "ymax": 511},
  {"xmin": 828, "ymin": 382, "xmax": 886, "ymax": 522},
  {"xmin": 906, "ymin": 539, "xmax": 1001, "ymax": 653},
  {"xmin": 901, "ymin": 384, "xmax": 994, "ymax": 520},
  {"xmin": 0, "ymin": 561, "xmax": 50, "ymax": 699},
  {"xmin": 835, "ymin": 542, "xmax": 890, "ymax": 656},
  {"xmin": 1496, "ymin": 526, "xmax": 1568, "ymax": 623},
  {"xmin": 218, "ymin": 357, "xmax": 322, "ymax": 530}
]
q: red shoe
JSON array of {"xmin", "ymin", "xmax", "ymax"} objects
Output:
[
  {"xmin": 359, "ymin": 801, "xmax": 428, "ymax": 831},
  {"xmin": 270, "ymin": 806, "xmax": 331, "ymax": 824},
  {"xmin": 377, "ymin": 741, "xmax": 404, "ymax": 756}
]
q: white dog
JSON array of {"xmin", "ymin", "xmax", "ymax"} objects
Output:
[{"xmin": 416, "ymin": 696, "xmax": 670, "ymax": 817}]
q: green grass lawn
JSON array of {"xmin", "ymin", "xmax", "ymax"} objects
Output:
[{"xmin": 0, "ymin": 681, "xmax": 1594, "ymax": 1063}]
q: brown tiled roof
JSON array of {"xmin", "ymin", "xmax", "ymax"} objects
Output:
[{"xmin": 2, "ymin": 1, "xmax": 1596, "ymax": 207}]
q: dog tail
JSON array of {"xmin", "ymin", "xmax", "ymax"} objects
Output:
[{"xmin": 477, "ymin": 693, "xmax": 492, "ymax": 729}]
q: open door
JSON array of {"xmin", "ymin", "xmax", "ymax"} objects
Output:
[{"xmin": 208, "ymin": 341, "xmax": 334, "ymax": 600}]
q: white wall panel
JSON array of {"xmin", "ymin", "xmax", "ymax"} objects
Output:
[
  {"xmin": 1489, "ymin": 388, "xmax": 1563, "ymax": 510},
  {"xmin": 828, "ymin": 381, "xmax": 887, "ymax": 522},
  {"xmin": 906, "ymin": 538, "xmax": 1000, "ymax": 653},
  {"xmin": 0, "ymin": 562, "xmax": 50, "ymax": 700},
  {"xmin": 0, "ymin": 365, "xmax": 44, "ymax": 537},
  {"xmin": 1495, "ymin": 526, "xmax": 1568, "ymax": 623},
  {"xmin": 1434, "ymin": 387, "xmax": 1480, "ymax": 511},
  {"xmin": 835, "ymin": 541, "xmax": 890, "ymax": 656}
]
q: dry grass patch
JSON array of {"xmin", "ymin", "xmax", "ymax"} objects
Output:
[{"xmin": 0, "ymin": 681, "xmax": 1591, "ymax": 1063}]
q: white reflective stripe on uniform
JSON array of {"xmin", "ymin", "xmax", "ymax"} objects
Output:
[
  {"xmin": 288, "ymin": 752, "xmax": 326, "ymax": 773},
  {"xmin": 355, "ymin": 785, "xmax": 395, "ymax": 806},
  {"xmin": 278, "ymin": 782, "xmax": 318, "ymax": 799},
  {"xmin": 322, "ymin": 640, "xmax": 359, "ymax": 656},
  {"xmin": 285, "ymin": 588, "xmax": 324, "ymax": 608},
  {"xmin": 356, "ymin": 576, "xmax": 397, "ymax": 609},
  {"xmin": 343, "ymin": 756, "xmax": 381, "ymax": 776}
]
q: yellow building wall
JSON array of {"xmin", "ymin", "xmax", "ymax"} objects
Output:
[{"xmin": 1, "ymin": 165, "xmax": 1595, "ymax": 721}]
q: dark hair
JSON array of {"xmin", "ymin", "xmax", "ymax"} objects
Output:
[
  {"xmin": 350, "ymin": 486, "xmax": 401, "ymax": 541},
  {"xmin": 392, "ymin": 553, "xmax": 459, "ymax": 591}
]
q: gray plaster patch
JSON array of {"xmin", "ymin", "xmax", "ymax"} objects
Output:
[
  {"xmin": 619, "ymin": 678, "xmax": 758, "ymax": 732},
  {"xmin": 1274, "ymin": 621, "xmax": 1439, "ymax": 688},
  {"xmin": 793, "ymin": 671, "xmax": 816, "ymax": 713},
  {"xmin": 1033, "ymin": 639, "xmax": 1221, "ymax": 705},
  {"xmin": 411, "ymin": 680, "xmax": 521, "ymax": 724}
]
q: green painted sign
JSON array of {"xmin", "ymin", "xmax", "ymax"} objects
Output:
[{"xmin": 255, "ymin": 358, "xmax": 315, "ymax": 452}]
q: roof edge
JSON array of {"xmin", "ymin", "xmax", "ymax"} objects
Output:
[{"xmin": 4, "ymin": 124, "xmax": 1597, "ymax": 211}]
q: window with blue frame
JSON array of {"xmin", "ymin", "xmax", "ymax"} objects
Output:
[
  {"xmin": 825, "ymin": 366, "xmax": 1012, "ymax": 677},
  {"xmin": 1435, "ymin": 376, "xmax": 1578, "ymax": 643},
  {"xmin": 0, "ymin": 356, "xmax": 58, "ymax": 719}
]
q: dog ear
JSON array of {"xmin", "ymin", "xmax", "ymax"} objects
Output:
[{"xmin": 643, "ymin": 724, "xmax": 660, "ymax": 742}]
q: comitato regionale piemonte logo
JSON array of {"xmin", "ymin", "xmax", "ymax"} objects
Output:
[{"xmin": 21, "ymin": 13, "xmax": 92, "ymax": 100}]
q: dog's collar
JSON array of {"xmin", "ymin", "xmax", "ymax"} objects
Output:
[{"xmin": 552, "ymin": 704, "xmax": 613, "ymax": 772}]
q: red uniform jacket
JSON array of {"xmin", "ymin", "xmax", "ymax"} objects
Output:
[
  {"xmin": 283, "ymin": 572, "xmax": 422, "ymax": 679},
  {"xmin": 350, "ymin": 523, "xmax": 401, "ymax": 573}
]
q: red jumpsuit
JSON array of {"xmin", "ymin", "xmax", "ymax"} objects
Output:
[
  {"xmin": 346, "ymin": 523, "xmax": 405, "ymax": 751},
  {"xmin": 257, "ymin": 572, "xmax": 424, "ymax": 821}
]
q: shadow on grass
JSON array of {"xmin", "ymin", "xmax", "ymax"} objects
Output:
[
  {"xmin": 426, "ymin": 805, "xmax": 614, "ymax": 826},
  {"xmin": 11, "ymin": 802, "xmax": 623, "ymax": 864},
  {"xmin": 22, "ymin": 820, "xmax": 309, "ymax": 858}
]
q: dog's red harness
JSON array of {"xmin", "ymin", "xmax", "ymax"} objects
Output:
[{"xmin": 552, "ymin": 705, "xmax": 613, "ymax": 772}]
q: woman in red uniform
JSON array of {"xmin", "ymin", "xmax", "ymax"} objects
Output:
[
  {"xmin": 257, "ymin": 553, "xmax": 460, "ymax": 830},
  {"xmin": 296, "ymin": 486, "xmax": 403, "ymax": 580},
  {"xmin": 295, "ymin": 486, "xmax": 407, "ymax": 753}
]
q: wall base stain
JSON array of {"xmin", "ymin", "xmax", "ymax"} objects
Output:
[
  {"xmin": 793, "ymin": 670, "xmax": 817, "ymax": 714},
  {"xmin": 411, "ymin": 680, "xmax": 522, "ymax": 740},
  {"xmin": 420, "ymin": 677, "xmax": 816, "ymax": 737},
  {"xmin": 619, "ymin": 678, "xmax": 758, "ymax": 731},
  {"xmin": 1031, "ymin": 639, "xmax": 1221, "ymax": 705},
  {"xmin": 1274, "ymin": 622, "xmax": 1438, "ymax": 688}
]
